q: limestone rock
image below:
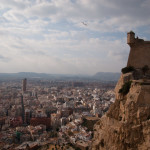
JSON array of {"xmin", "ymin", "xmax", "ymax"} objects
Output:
[{"xmin": 91, "ymin": 76, "xmax": 150, "ymax": 150}]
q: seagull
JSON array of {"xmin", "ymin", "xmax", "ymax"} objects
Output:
[{"xmin": 82, "ymin": 22, "xmax": 87, "ymax": 26}]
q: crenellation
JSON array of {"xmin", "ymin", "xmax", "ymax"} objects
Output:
[{"xmin": 127, "ymin": 31, "xmax": 135, "ymax": 46}]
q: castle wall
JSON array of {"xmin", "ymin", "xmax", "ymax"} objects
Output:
[{"xmin": 127, "ymin": 39, "xmax": 150, "ymax": 69}]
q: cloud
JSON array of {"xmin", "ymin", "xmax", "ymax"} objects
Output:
[
  {"xmin": 0, "ymin": 55, "xmax": 10, "ymax": 62},
  {"xmin": 0, "ymin": 28, "xmax": 129, "ymax": 74},
  {"xmin": 0, "ymin": 0, "xmax": 149, "ymax": 74},
  {"xmin": 0, "ymin": 0, "xmax": 30, "ymax": 13},
  {"xmin": 1, "ymin": 0, "xmax": 150, "ymax": 32}
]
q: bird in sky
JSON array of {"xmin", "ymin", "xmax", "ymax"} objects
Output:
[{"xmin": 81, "ymin": 22, "xmax": 87, "ymax": 26}]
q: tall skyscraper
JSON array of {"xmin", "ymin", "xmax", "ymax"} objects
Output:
[
  {"xmin": 20, "ymin": 94, "xmax": 25, "ymax": 124},
  {"xmin": 22, "ymin": 78, "xmax": 27, "ymax": 93}
]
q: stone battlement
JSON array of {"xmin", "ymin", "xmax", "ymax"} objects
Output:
[{"xmin": 127, "ymin": 31, "xmax": 150, "ymax": 69}]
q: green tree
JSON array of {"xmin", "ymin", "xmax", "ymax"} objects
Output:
[
  {"xmin": 119, "ymin": 81, "xmax": 132, "ymax": 95},
  {"xmin": 121, "ymin": 66, "xmax": 135, "ymax": 74}
]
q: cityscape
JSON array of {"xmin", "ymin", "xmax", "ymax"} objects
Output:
[
  {"xmin": 0, "ymin": 77, "xmax": 115, "ymax": 150},
  {"xmin": 0, "ymin": 0, "xmax": 150, "ymax": 150}
]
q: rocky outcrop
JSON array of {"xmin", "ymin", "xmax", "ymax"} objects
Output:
[{"xmin": 91, "ymin": 73, "xmax": 150, "ymax": 150}]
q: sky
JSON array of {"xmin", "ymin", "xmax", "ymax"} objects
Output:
[{"xmin": 0, "ymin": 0, "xmax": 150, "ymax": 75}]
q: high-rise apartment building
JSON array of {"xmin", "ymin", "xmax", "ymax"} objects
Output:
[{"xmin": 22, "ymin": 78, "xmax": 27, "ymax": 93}]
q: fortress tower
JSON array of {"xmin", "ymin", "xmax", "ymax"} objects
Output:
[
  {"xmin": 127, "ymin": 31, "xmax": 150, "ymax": 68},
  {"xmin": 127, "ymin": 31, "xmax": 135, "ymax": 46}
]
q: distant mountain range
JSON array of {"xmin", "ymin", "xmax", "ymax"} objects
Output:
[
  {"xmin": 93, "ymin": 72, "xmax": 121, "ymax": 81},
  {"xmin": 0, "ymin": 72, "xmax": 121, "ymax": 81}
]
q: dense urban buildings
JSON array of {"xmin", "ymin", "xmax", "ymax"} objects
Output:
[{"xmin": 0, "ymin": 79, "xmax": 115, "ymax": 149}]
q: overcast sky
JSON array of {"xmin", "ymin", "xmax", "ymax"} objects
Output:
[{"xmin": 0, "ymin": 0, "xmax": 150, "ymax": 75}]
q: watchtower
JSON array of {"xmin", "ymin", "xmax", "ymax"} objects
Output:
[
  {"xmin": 127, "ymin": 32, "xmax": 150, "ymax": 69},
  {"xmin": 127, "ymin": 31, "xmax": 135, "ymax": 46}
]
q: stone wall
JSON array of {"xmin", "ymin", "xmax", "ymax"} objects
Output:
[{"xmin": 127, "ymin": 32, "xmax": 150, "ymax": 69}]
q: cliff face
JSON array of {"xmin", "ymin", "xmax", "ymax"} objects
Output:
[{"xmin": 91, "ymin": 73, "xmax": 150, "ymax": 150}]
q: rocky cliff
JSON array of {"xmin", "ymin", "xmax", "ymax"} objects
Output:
[{"xmin": 91, "ymin": 71, "xmax": 150, "ymax": 150}]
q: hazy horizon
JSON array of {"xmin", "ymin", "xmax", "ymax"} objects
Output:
[
  {"xmin": 0, "ymin": 71, "xmax": 121, "ymax": 76},
  {"xmin": 0, "ymin": 0, "xmax": 150, "ymax": 74}
]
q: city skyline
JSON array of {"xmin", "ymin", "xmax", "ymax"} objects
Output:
[{"xmin": 0, "ymin": 0, "xmax": 150, "ymax": 75}]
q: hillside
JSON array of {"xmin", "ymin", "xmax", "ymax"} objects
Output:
[
  {"xmin": 91, "ymin": 72, "xmax": 150, "ymax": 150},
  {"xmin": 93, "ymin": 72, "xmax": 120, "ymax": 81},
  {"xmin": 0, "ymin": 72, "xmax": 120, "ymax": 81}
]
